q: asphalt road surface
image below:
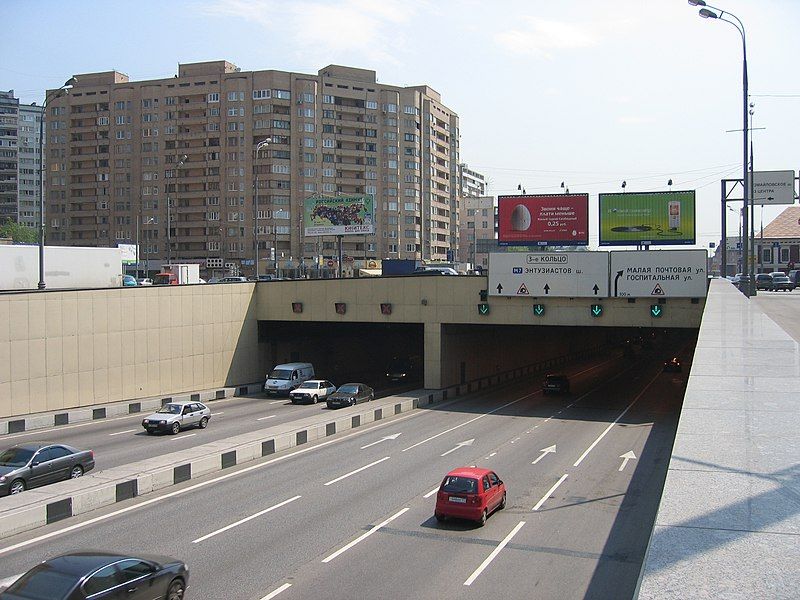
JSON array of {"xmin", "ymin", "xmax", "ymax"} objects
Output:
[
  {"xmin": 754, "ymin": 289, "xmax": 800, "ymax": 343},
  {"xmin": 0, "ymin": 336, "xmax": 692, "ymax": 600}
]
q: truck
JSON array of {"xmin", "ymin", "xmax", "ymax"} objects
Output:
[
  {"xmin": 152, "ymin": 263, "xmax": 202, "ymax": 285},
  {"xmin": 381, "ymin": 259, "xmax": 420, "ymax": 276},
  {"xmin": 0, "ymin": 244, "xmax": 123, "ymax": 290}
]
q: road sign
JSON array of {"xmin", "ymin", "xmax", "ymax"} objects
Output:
[
  {"xmin": 650, "ymin": 304, "xmax": 663, "ymax": 318},
  {"xmin": 752, "ymin": 170, "xmax": 795, "ymax": 205},
  {"xmin": 591, "ymin": 304, "xmax": 603, "ymax": 317},
  {"xmin": 478, "ymin": 303, "xmax": 490, "ymax": 315},
  {"xmin": 610, "ymin": 249, "xmax": 707, "ymax": 298},
  {"xmin": 488, "ymin": 252, "xmax": 609, "ymax": 297},
  {"xmin": 533, "ymin": 303, "xmax": 545, "ymax": 316}
]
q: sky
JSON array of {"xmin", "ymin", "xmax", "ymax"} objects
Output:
[{"xmin": 3, "ymin": 0, "xmax": 798, "ymax": 250}]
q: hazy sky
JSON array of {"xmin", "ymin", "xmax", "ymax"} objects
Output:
[{"xmin": 3, "ymin": 0, "xmax": 798, "ymax": 249}]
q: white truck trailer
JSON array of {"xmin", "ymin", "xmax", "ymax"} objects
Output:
[
  {"xmin": 0, "ymin": 245, "xmax": 123, "ymax": 290},
  {"xmin": 152, "ymin": 263, "xmax": 202, "ymax": 285}
]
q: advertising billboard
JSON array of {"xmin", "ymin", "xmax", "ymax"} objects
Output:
[
  {"xmin": 598, "ymin": 191, "xmax": 696, "ymax": 246},
  {"xmin": 303, "ymin": 195, "xmax": 375, "ymax": 236},
  {"xmin": 497, "ymin": 194, "xmax": 589, "ymax": 246}
]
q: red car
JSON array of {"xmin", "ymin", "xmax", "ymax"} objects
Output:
[{"xmin": 435, "ymin": 467, "xmax": 506, "ymax": 526}]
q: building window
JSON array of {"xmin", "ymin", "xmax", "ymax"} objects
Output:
[
  {"xmin": 253, "ymin": 89, "xmax": 271, "ymax": 100},
  {"xmin": 781, "ymin": 247, "xmax": 790, "ymax": 263},
  {"xmin": 763, "ymin": 248, "xmax": 772, "ymax": 263},
  {"xmin": 274, "ymin": 89, "xmax": 291, "ymax": 100},
  {"xmin": 208, "ymin": 93, "xmax": 220, "ymax": 103}
]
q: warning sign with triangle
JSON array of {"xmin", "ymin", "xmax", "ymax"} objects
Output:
[
  {"xmin": 651, "ymin": 283, "xmax": 665, "ymax": 296},
  {"xmin": 517, "ymin": 283, "xmax": 530, "ymax": 295}
]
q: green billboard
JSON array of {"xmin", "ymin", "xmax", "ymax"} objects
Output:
[
  {"xmin": 598, "ymin": 191, "xmax": 695, "ymax": 246},
  {"xmin": 303, "ymin": 195, "xmax": 375, "ymax": 237}
]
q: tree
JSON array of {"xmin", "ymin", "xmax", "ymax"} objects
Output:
[{"xmin": 0, "ymin": 219, "xmax": 39, "ymax": 244}]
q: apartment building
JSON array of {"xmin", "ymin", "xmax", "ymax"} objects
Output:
[
  {"xmin": 45, "ymin": 61, "xmax": 460, "ymax": 276},
  {"xmin": 458, "ymin": 195, "xmax": 495, "ymax": 269},
  {"xmin": 0, "ymin": 90, "xmax": 44, "ymax": 229}
]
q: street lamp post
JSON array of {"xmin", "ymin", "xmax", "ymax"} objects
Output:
[
  {"xmin": 38, "ymin": 77, "xmax": 76, "ymax": 290},
  {"xmin": 688, "ymin": 0, "xmax": 750, "ymax": 295},
  {"xmin": 254, "ymin": 138, "xmax": 271, "ymax": 279},
  {"xmin": 167, "ymin": 154, "xmax": 187, "ymax": 266}
]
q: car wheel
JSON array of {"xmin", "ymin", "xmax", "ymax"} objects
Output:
[
  {"xmin": 312, "ymin": 395, "xmax": 318, "ymax": 404},
  {"xmin": 9, "ymin": 479, "xmax": 25, "ymax": 495},
  {"xmin": 171, "ymin": 422, "xmax": 180, "ymax": 435},
  {"xmin": 500, "ymin": 492, "xmax": 507, "ymax": 510},
  {"xmin": 435, "ymin": 513, "xmax": 445, "ymax": 522},
  {"xmin": 199, "ymin": 416, "xmax": 209, "ymax": 429},
  {"xmin": 166, "ymin": 578, "xmax": 185, "ymax": 600},
  {"xmin": 479, "ymin": 509, "xmax": 487, "ymax": 526},
  {"xmin": 70, "ymin": 465, "xmax": 84, "ymax": 479}
]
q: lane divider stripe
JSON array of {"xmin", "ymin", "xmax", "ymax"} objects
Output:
[
  {"xmin": 259, "ymin": 583, "xmax": 292, "ymax": 600},
  {"xmin": 463, "ymin": 521, "xmax": 526, "ymax": 586},
  {"xmin": 532, "ymin": 474, "xmax": 569, "ymax": 511},
  {"xmin": 322, "ymin": 507, "xmax": 410, "ymax": 563},
  {"xmin": 324, "ymin": 457, "xmax": 390, "ymax": 486},
  {"xmin": 192, "ymin": 495, "xmax": 302, "ymax": 544}
]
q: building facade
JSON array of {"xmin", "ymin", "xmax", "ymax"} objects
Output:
[
  {"xmin": 0, "ymin": 91, "xmax": 44, "ymax": 229},
  {"xmin": 457, "ymin": 195, "xmax": 495, "ymax": 269},
  {"xmin": 44, "ymin": 62, "xmax": 460, "ymax": 276}
]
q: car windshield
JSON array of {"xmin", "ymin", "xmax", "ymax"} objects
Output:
[
  {"xmin": 269, "ymin": 369, "xmax": 292, "ymax": 381},
  {"xmin": 296, "ymin": 382, "xmax": 316, "ymax": 390},
  {"xmin": 156, "ymin": 404, "xmax": 182, "ymax": 414},
  {"xmin": 5, "ymin": 564, "xmax": 78, "ymax": 599},
  {"xmin": 0, "ymin": 446, "xmax": 35, "ymax": 467},
  {"xmin": 337, "ymin": 385, "xmax": 359, "ymax": 394},
  {"xmin": 441, "ymin": 476, "xmax": 478, "ymax": 494},
  {"xmin": 774, "ymin": 276, "xmax": 789, "ymax": 282}
]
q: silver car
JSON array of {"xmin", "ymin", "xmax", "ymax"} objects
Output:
[{"xmin": 142, "ymin": 401, "xmax": 211, "ymax": 435}]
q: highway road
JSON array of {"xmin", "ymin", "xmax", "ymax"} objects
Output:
[
  {"xmin": 0, "ymin": 334, "xmax": 692, "ymax": 599},
  {"xmin": 754, "ymin": 290, "xmax": 800, "ymax": 343}
]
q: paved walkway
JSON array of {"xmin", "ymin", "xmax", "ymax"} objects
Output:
[{"xmin": 637, "ymin": 280, "xmax": 800, "ymax": 599}]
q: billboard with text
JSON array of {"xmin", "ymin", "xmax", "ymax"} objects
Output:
[
  {"xmin": 303, "ymin": 195, "xmax": 375, "ymax": 236},
  {"xmin": 598, "ymin": 191, "xmax": 695, "ymax": 246},
  {"xmin": 498, "ymin": 194, "xmax": 589, "ymax": 246}
]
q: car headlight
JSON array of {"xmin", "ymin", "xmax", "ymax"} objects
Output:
[{"xmin": 0, "ymin": 475, "xmax": 6, "ymax": 482}]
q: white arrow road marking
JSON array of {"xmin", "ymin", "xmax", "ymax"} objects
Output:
[
  {"xmin": 256, "ymin": 415, "xmax": 276, "ymax": 421},
  {"xmin": 259, "ymin": 583, "xmax": 292, "ymax": 600},
  {"xmin": 360, "ymin": 432, "xmax": 402, "ymax": 450},
  {"xmin": 532, "ymin": 474, "xmax": 569, "ymax": 511},
  {"xmin": 324, "ymin": 457, "xmax": 390, "ymax": 486},
  {"xmin": 618, "ymin": 451, "xmax": 637, "ymax": 471},
  {"xmin": 463, "ymin": 521, "xmax": 526, "ymax": 586},
  {"xmin": 108, "ymin": 429, "xmax": 137, "ymax": 436},
  {"xmin": 192, "ymin": 495, "xmax": 301, "ymax": 543},
  {"xmin": 322, "ymin": 507, "xmax": 410, "ymax": 563},
  {"xmin": 441, "ymin": 438, "xmax": 475, "ymax": 457},
  {"xmin": 532, "ymin": 445, "xmax": 557, "ymax": 465}
]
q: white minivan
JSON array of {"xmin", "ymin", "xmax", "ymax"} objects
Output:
[{"xmin": 264, "ymin": 362, "xmax": 315, "ymax": 396}]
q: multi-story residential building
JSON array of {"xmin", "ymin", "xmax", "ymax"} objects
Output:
[
  {"xmin": 458, "ymin": 163, "xmax": 486, "ymax": 198},
  {"xmin": 458, "ymin": 195, "xmax": 495, "ymax": 270},
  {"xmin": 0, "ymin": 91, "xmax": 44, "ymax": 229},
  {"xmin": 44, "ymin": 61, "xmax": 460, "ymax": 276}
]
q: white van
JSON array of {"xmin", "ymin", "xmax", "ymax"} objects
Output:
[{"xmin": 264, "ymin": 362, "xmax": 315, "ymax": 396}]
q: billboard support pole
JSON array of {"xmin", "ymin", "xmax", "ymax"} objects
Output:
[
  {"xmin": 337, "ymin": 235, "xmax": 343, "ymax": 278},
  {"xmin": 721, "ymin": 179, "xmax": 727, "ymax": 277}
]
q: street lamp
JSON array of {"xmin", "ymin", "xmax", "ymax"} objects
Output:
[
  {"xmin": 560, "ymin": 181, "xmax": 569, "ymax": 194},
  {"xmin": 141, "ymin": 216, "xmax": 155, "ymax": 278},
  {"xmin": 254, "ymin": 138, "xmax": 271, "ymax": 278},
  {"xmin": 688, "ymin": 0, "xmax": 750, "ymax": 295},
  {"xmin": 167, "ymin": 154, "xmax": 187, "ymax": 265},
  {"xmin": 38, "ymin": 76, "xmax": 76, "ymax": 290}
]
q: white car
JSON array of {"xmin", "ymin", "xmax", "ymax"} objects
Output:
[
  {"xmin": 137, "ymin": 278, "xmax": 153, "ymax": 286},
  {"xmin": 289, "ymin": 380, "xmax": 336, "ymax": 404}
]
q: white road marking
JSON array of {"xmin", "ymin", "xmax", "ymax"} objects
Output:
[
  {"xmin": 423, "ymin": 485, "xmax": 440, "ymax": 499},
  {"xmin": 618, "ymin": 451, "xmax": 637, "ymax": 472},
  {"xmin": 488, "ymin": 452, "xmax": 497, "ymax": 457},
  {"xmin": 440, "ymin": 438, "xmax": 474, "ymax": 457},
  {"xmin": 532, "ymin": 474, "xmax": 569, "ymax": 511},
  {"xmin": 324, "ymin": 457, "xmax": 390, "ymax": 486},
  {"xmin": 532, "ymin": 445, "xmax": 556, "ymax": 465},
  {"xmin": 257, "ymin": 415, "xmax": 277, "ymax": 421},
  {"xmin": 0, "ymin": 406, "xmax": 425, "ymax": 558},
  {"xmin": 108, "ymin": 429, "xmax": 137, "ymax": 437},
  {"xmin": 211, "ymin": 411, "xmax": 224, "ymax": 416},
  {"xmin": 360, "ymin": 432, "xmax": 402, "ymax": 450},
  {"xmin": 192, "ymin": 495, "xmax": 301, "ymax": 543},
  {"xmin": 322, "ymin": 507, "xmax": 410, "ymax": 563},
  {"xmin": 259, "ymin": 583, "xmax": 292, "ymax": 600},
  {"xmin": 463, "ymin": 521, "xmax": 526, "ymax": 586},
  {"xmin": 572, "ymin": 371, "xmax": 660, "ymax": 468},
  {"xmin": 171, "ymin": 433, "xmax": 196, "ymax": 440},
  {"xmin": 1, "ymin": 413, "xmax": 147, "ymax": 440},
  {"xmin": 269, "ymin": 400, "xmax": 286, "ymax": 405}
]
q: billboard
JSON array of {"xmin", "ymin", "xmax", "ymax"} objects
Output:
[
  {"xmin": 598, "ymin": 191, "xmax": 695, "ymax": 246},
  {"xmin": 303, "ymin": 195, "xmax": 375, "ymax": 236},
  {"xmin": 498, "ymin": 194, "xmax": 589, "ymax": 246}
]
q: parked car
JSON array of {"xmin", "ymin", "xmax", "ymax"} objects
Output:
[
  {"xmin": 121, "ymin": 274, "xmax": 138, "ymax": 287},
  {"xmin": 289, "ymin": 380, "xmax": 336, "ymax": 404},
  {"xmin": 141, "ymin": 401, "xmax": 211, "ymax": 435},
  {"xmin": 542, "ymin": 373, "xmax": 570, "ymax": 395},
  {"xmin": 435, "ymin": 467, "xmax": 506, "ymax": 526},
  {"xmin": 219, "ymin": 276, "xmax": 248, "ymax": 283},
  {"xmin": 249, "ymin": 274, "xmax": 278, "ymax": 282},
  {"xmin": 769, "ymin": 274, "xmax": 794, "ymax": 291},
  {"xmin": 788, "ymin": 270, "xmax": 800, "ymax": 286},
  {"xmin": 663, "ymin": 357, "xmax": 682, "ymax": 373},
  {"xmin": 0, "ymin": 443, "xmax": 95, "ymax": 496},
  {"xmin": 326, "ymin": 383, "xmax": 375, "ymax": 409},
  {"xmin": 755, "ymin": 273, "xmax": 774, "ymax": 291},
  {"xmin": 410, "ymin": 266, "xmax": 459, "ymax": 276},
  {"xmin": 0, "ymin": 551, "xmax": 188, "ymax": 600},
  {"xmin": 136, "ymin": 277, "xmax": 153, "ymax": 286}
]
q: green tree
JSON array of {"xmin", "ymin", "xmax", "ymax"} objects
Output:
[{"xmin": 0, "ymin": 219, "xmax": 39, "ymax": 244}]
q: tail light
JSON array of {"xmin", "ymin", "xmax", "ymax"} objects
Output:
[
  {"xmin": 90, "ymin": 450, "xmax": 94, "ymax": 460},
  {"xmin": 469, "ymin": 495, "xmax": 479, "ymax": 505}
]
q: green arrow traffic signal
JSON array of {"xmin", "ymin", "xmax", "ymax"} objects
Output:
[
  {"xmin": 591, "ymin": 304, "xmax": 603, "ymax": 317},
  {"xmin": 650, "ymin": 304, "xmax": 663, "ymax": 318},
  {"xmin": 533, "ymin": 304, "xmax": 545, "ymax": 316},
  {"xmin": 478, "ymin": 303, "xmax": 490, "ymax": 315}
]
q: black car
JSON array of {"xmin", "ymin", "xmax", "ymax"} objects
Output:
[
  {"xmin": 664, "ymin": 357, "xmax": 682, "ymax": 373},
  {"xmin": 0, "ymin": 443, "xmax": 95, "ymax": 496},
  {"xmin": 327, "ymin": 383, "xmax": 375, "ymax": 409},
  {"xmin": 0, "ymin": 551, "xmax": 188, "ymax": 599},
  {"xmin": 542, "ymin": 374, "xmax": 570, "ymax": 395}
]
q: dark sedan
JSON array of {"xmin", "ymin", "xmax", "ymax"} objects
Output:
[
  {"xmin": 0, "ymin": 443, "xmax": 95, "ymax": 496},
  {"xmin": 326, "ymin": 383, "xmax": 375, "ymax": 409},
  {"xmin": 0, "ymin": 551, "xmax": 188, "ymax": 599}
]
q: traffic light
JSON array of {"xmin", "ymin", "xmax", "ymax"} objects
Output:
[
  {"xmin": 650, "ymin": 304, "xmax": 663, "ymax": 318},
  {"xmin": 478, "ymin": 303, "xmax": 490, "ymax": 315},
  {"xmin": 533, "ymin": 303, "xmax": 545, "ymax": 316},
  {"xmin": 591, "ymin": 304, "xmax": 603, "ymax": 317}
]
